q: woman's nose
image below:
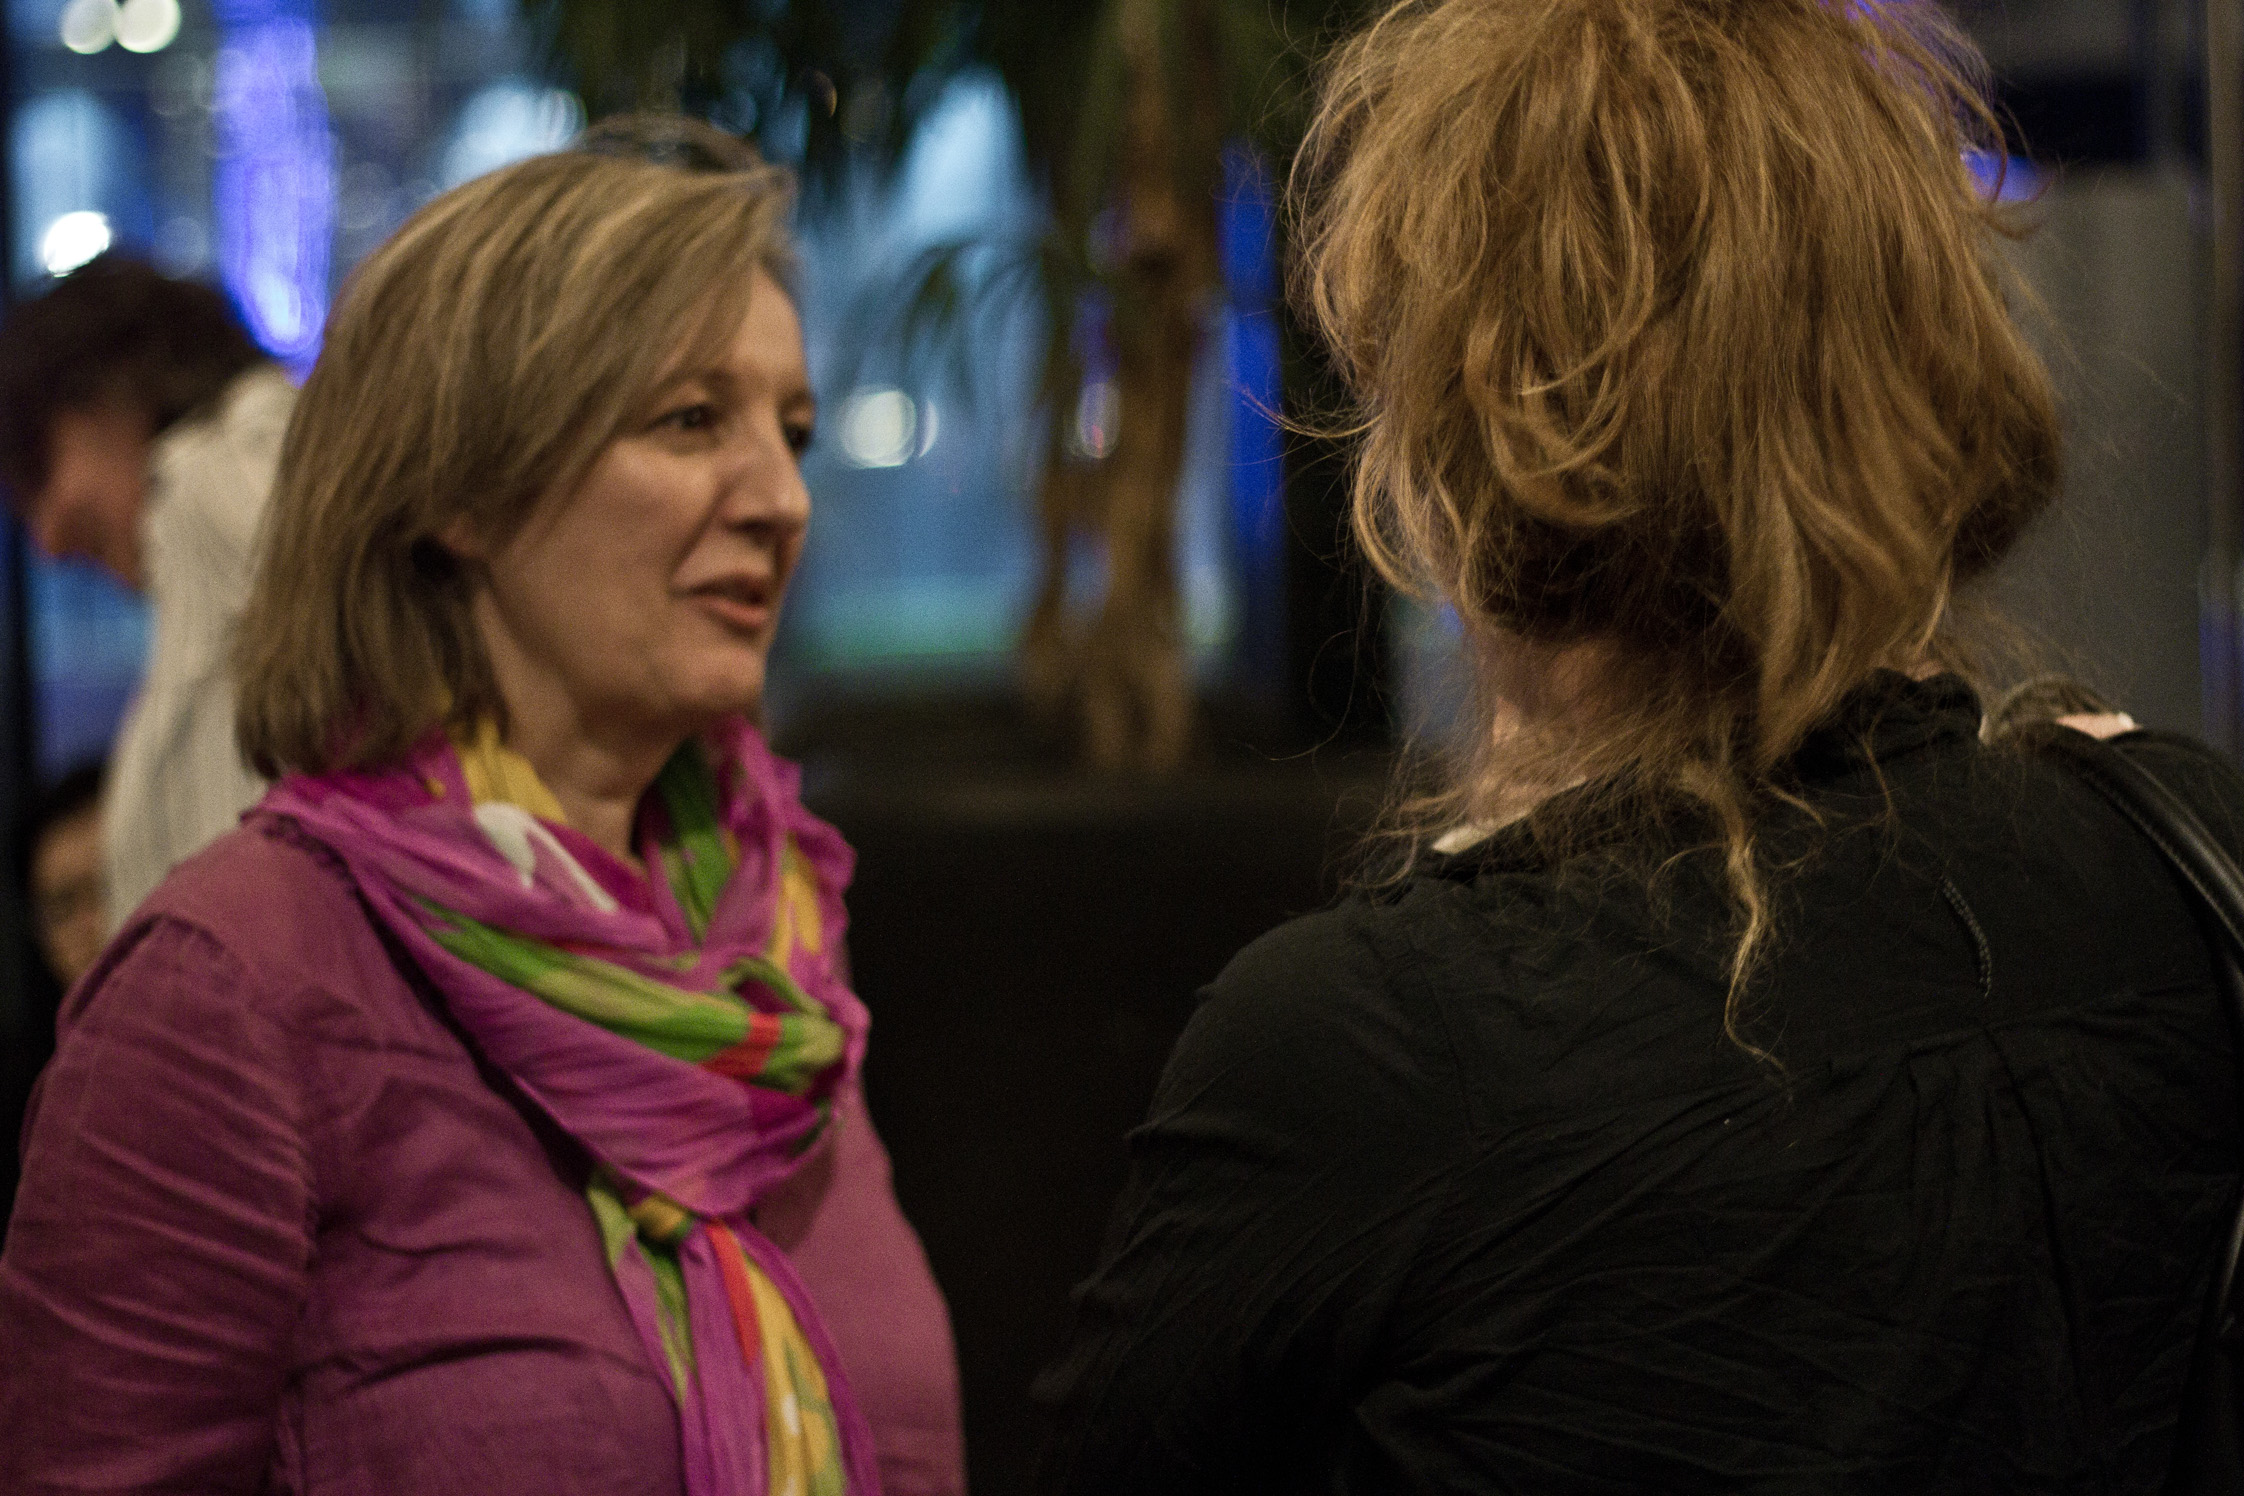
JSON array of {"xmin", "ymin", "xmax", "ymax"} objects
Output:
[
  {"xmin": 723, "ymin": 430, "xmax": 811, "ymax": 528},
  {"xmin": 768, "ymin": 462, "xmax": 811, "ymax": 526}
]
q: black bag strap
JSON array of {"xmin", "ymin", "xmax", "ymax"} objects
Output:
[{"xmin": 2035, "ymin": 727, "xmax": 2244, "ymax": 1341}]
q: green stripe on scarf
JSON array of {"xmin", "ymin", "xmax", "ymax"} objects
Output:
[
  {"xmin": 425, "ymin": 906, "xmax": 752, "ymax": 1061},
  {"xmin": 424, "ymin": 911, "xmax": 844, "ymax": 1090},
  {"xmin": 280, "ymin": 727, "xmax": 867, "ymax": 1495},
  {"xmin": 656, "ymin": 745, "xmax": 734, "ymax": 940},
  {"xmin": 590, "ymin": 1174, "xmax": 696, "ymax": 1395},
  {"xmin": 419, "ymin": 742, "xmax": 844, "ymax": 1084}
]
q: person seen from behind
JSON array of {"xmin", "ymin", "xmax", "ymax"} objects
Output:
[
  {"xmin": 1036, "ymin": 1, "xmax": 2243, "ymax": 1490},
  {"xmin": 1, "ymin": 121, "xmax": 963, "ymax": 1495},
  {"xmin": 0, "ymin": 256, "xmax": 286, "ymax": 929}
]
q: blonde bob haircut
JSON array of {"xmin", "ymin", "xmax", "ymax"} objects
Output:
[
  {"xmin": 235, "ymin": 135, "xmax": 796, "ymax": 777},
  {"xmin": 1294, "ymin": 0, "xmax": 2061, "ymax": 1031}
]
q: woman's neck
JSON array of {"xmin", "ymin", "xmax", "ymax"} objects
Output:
[
  {"xmin": 500, "ymin": 721, "xmax": 673, "ymax": 871},
  {"xmin": 478, "ymin": 677, "xmax": 690, "ymax": 875}
]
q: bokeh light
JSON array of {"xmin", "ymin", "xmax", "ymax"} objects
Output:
[
  {"xmin": 840, "ymin": 388, "xmax": 919, "ymax": 469},
  {"xmin": 39, "ymin": 209, "xmax": 110, "ymax": 274},
  {"xmin": 114, "ymin": 0, "xmax": 180, "ymax": 53},
  {"xmin": 55, "ymin": 0, "xmax": 114, "ymax": 54}
]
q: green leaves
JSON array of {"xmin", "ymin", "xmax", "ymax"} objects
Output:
[{"xmin": 524, "ymin": 0, "xmax": 1383, "ymax": 208}]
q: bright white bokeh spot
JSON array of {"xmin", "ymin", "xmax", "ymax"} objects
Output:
[
  {"xmin": 840, "ymin": 388, "xmax": 918, "ymax": 469},
  {"xmin": 14, "ymin": 91, "xmax": 127, "ymax": 283},
  {"xmin": 113, "ymin": 0, "xmax": 178, "ymax": 53},
  {"xmin": 440, "ymin": 80, "xmax": 584, "ymax": 188},
  {"xmin": 41, "ymin": 210, "xmax": 110, "ymax": 275},
  {"xmin": 56, "ymin": 0, "xmax": 113, "ymax": 53}
]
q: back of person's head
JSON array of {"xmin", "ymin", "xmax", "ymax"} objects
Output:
[
  {"xmin": 233, "ymin": 124, "xmax": 796, "ymax": 779},
  {"xmin": 0, "ymin": 255, "xmax": 265, "ymax": 499},
  {"xmin": 1294, "ymin": 0, "xmax": 2060, "ymax": 1022}
]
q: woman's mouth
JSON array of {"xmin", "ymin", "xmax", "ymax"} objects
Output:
[{"xmin": 689, "ymin": 580, "xmax": 775, "ymax": 633}]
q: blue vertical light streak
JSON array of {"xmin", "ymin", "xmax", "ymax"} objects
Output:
[
  {"xmin": 212, "ymin": 0, "xmax": 332, "ymax": 370},
  {"xmin": 1220, "ymin": 143, "xmax": 1285, "ymax": 665}
]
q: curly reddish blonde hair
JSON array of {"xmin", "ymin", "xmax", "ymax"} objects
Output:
[{"xmin": 1293, "ymin": 0, "xmax": 2061, "ymax": 1045}]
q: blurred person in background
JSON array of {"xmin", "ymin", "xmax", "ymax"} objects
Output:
[
  {"xmin": 1037, "ymin": 1, "xmax": 2244, "ymax": 1491},
  {"xmin": 5, "ymin": 761, "xmax": 106, "ymax": 1238},
  {"xmin": 0, "ymin": 127, "xmax": 962, "ymax": 1496},
  {"xmin": 0, "ymin": 255, "xmax": 287, "ymax": 928},
  {"xmin": 25, "ymin": 759, "xmax": 105, "ymax": 989}
]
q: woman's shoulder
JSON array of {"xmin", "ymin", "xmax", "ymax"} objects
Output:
[
  {"xmin": 125, "ymin": 814, "xmax": 356, "ymax": 938},
  {"xmin": 1165, "ymin": 890, "xmax": 1483, "ymax": 1142},
  {"xmin": 1199, "ymin": 891, "xmax": 1431, "ymax": 1040},
  {"xmin": 1960, "ymin": 725, "xmax": 2244, "ymax": 880},
  {"xmin": 2108, "ymin": 729, "xmax": 2244, "ymax": 845},
  {"xmin": 77, "ymin": 816, "xmax": 411, "ymax": 1042}
]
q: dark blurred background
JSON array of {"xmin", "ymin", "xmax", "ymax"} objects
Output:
[{"xmin": 0, "ymin": 1, "xmax": 2238, "ymax": 1490}]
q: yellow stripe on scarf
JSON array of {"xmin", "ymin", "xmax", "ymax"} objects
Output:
[
  {"xmin": 454, "ymin": 719, "xmax": 569, "ymax": 821},
  {"xmin": 766, "ymin": 839, "xmax": 825, "ymax": 966},
  {"xmin": 746, "ymin": 1258, "xmax": 846, "ymax": 1496},
  {"xmin": 447, "ymin": 725, "xmax": 851, "ymax": 1489}
]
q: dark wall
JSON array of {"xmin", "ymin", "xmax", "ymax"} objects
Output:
[
  {"xmin": 1985, "ymin": 172, "xmax": 2206, "ymax": 735},
  {"xmin": 803, "ymin": 731, "xmax": 1387, "ymax": 1496}
]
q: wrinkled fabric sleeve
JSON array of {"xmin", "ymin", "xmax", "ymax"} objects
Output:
[
  {"xmin": 1033, "ymin": 904, "xmax": 1471, "ymax": 1495},
  {"xmin": 1, "ymin": 917, "xmax": 313, "ymax": 1494}
]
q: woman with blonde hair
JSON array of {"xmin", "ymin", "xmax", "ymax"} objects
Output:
[
  {"xmin": 1038, "ymin": 1, "xmax": 2244, "ymax": 1490},
  {"xmin": 1, "ymin": 126, "xmax": 963, "ymax": 1496}
]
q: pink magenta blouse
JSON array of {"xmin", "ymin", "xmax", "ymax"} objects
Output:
[{"xmin": 0, "ymin": 817, "xmax": 965, "ymax": 1496}]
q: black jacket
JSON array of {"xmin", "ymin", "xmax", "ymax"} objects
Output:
[{"xmin": 1038, "ymin": 674, "xmax": 2244, "ymax": 1494}]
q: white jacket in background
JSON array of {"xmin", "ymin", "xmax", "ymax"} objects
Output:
[{"xmin": 101, "ymin": 363, "xmax": 293, "ymax": 930}]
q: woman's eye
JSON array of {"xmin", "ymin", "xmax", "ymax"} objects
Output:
[
  {"xmin": 785, "ymin": 423, "xmax": 815, "ymax": 457},
  {"xmin": 658, "ymin": 403, "xmax": 718, "ymax": 433}
]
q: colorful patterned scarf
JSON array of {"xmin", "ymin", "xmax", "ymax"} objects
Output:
[{"xmin": 257, "ymin": 716, "xmax": 880, "ymax": 1496}]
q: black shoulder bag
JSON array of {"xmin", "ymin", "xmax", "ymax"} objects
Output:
[{"xmin": 2033, "ymin": 728, "xmax": 2244, "ymax": 1496}]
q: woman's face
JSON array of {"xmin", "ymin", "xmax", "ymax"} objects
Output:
[
  {"xmin": 24, "ymin": 401, "xmax": 151, "ymax": 590},
  {"xmin": 465, "ymin": 271, "xmax": 814, "ymax": 749}
]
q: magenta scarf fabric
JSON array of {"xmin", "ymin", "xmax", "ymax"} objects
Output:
[{"xmin": 255, "ymin": 716, "xmax": 882, "ymax": 1496}]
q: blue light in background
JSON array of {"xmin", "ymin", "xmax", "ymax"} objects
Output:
[
  {"xmin": 893, "ymin": 71, "xmax": 1024, "ymax": 246},
  {"xmin": 7, "ymin": 0, "xmax": 65, "ymax": 43},
  {"xmin": 1965, "ymin": 149, "xmax": 2042, "ymax": 204},
  {"xmin": 1220, "ymin": 143, "xmax": 1284, "ymax": 663},
  {"xmin": 439, "ymin": 79, "xmax": 581, "ymax": 188},
  {"xmin": 30, "ymin": 557, "xmax": 147, "ymax": 779},
  {"xmin": 779, "ymin": 70, "xmax": 1049, "ymax": 674},
  {"xmin": 10, "ymin": 88, "xmax": 131, "ymax": 285},
  {"xmin": 212, "ymin": 0, "xmax": 333, "ymax": 369}
]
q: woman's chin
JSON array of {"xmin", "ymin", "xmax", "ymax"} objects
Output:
[{"xmin": 666, "ymin": 668, "xmax": 770, "ymax": 731}]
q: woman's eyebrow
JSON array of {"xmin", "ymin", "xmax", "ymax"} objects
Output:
[
  {"xmin": 645, "ymin": 369, "xmax": 738, "ymax": 412},
  {"xmin": 645, "ymin": 368, "xmax": 713, "ymax": 401}
]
